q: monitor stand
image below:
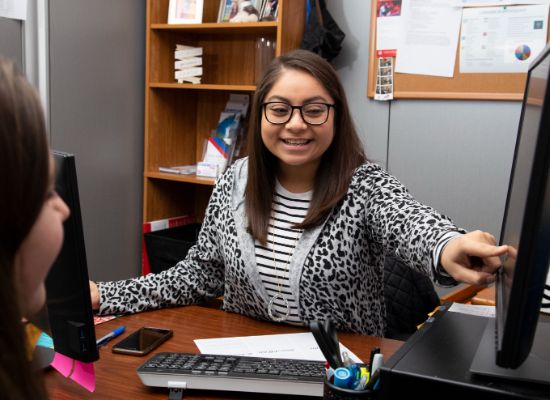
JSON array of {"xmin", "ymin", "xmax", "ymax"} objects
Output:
[{"xmin": 470, "ymin": 318, "xmax": 550, "ymax": 385}]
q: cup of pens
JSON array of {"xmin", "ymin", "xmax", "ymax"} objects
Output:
[
  {"xmin": 310, "ymin": 320, "xmax": 380, "ymax": 400},
  {"xmin": 322, "ymin": 363, "xmax": 375, "ymax": 400}
]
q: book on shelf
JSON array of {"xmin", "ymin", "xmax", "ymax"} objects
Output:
[
  {"xmin": 158, "ymin": 165, "xmax": 197, "ymax": 175},
  {"xmin": 175, "ymin": 57, "xmax": 202, "ymax": 69},
  {"xmin": 175, "ymin": 67, "xmax": 203, "ymax": 79},
  {"xmin": 141, "ymin": 215, "xmax": 196, "ymax": 275},
  {"xmin": 174, "ymin": 44, "xmax": 203, "ymax": 84},
  {"xmin": 177, "ymin": 76, "xmax": 202, "ymax": 84},
  {"xmin": 175, "ymin": 45, "xmax": 203, "ymax": 59}
]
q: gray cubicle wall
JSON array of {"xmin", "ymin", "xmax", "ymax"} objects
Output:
[
  {"xmin": 327, "ymin": 0, "xmax": 389, "ymax": 167},
  {"xmin": 48, "ymin": 0, "xmax": 145, "ymax": 281},
  {"xmin": 387, "ymin": 100, "xmax": 520, "ymax": 236},
  {"xmin": 0, "ymin": 17, "xmax": 23, "ymax": 68}
]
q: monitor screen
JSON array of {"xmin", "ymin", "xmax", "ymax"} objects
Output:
[
  {"xmin": 496, "ymin": 42, "xmax": 550, "ymax": 369},
  {"xmin": 45, "ymin": 151, "xmax": 98, "ymax": 363}
]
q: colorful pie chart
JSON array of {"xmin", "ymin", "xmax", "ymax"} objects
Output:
[{"xmin": 515, "ymin": 45, "xmax": 531, "ymax": 61}]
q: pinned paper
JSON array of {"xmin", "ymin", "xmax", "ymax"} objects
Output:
[
  {"xmin": 0, "ymin": 0, "xmax": 28, "ymax": 20},
  {"xmin": 50, "ymin": 352, "xmax": 96, "ymax": 392}
]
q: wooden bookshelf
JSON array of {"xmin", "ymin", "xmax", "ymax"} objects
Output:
[{"xmin": 143, "ymin": 0, "xmax": 306, "ymax": 222}]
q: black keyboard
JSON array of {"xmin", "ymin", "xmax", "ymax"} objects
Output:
[{"xmin": 137, "ymin": 352, "xmax": 326, "ymax": 397}]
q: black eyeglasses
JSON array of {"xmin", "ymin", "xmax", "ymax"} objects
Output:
[{"xmin": 262, "ymin": 102, "xmax": 335, "ymax": 125}]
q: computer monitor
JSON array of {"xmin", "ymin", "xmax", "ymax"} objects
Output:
[
  {"xmin": 470, "ymin": 42, "xmax": 550, "ymax": 384},
  {"xmin": 45, "ymin": 151, "xmax": 99, "ymax": 363}
]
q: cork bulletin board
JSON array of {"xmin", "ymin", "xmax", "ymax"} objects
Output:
[{"xmin": 367, "ymin": 1, "xmax": 550, "ymax": 100}]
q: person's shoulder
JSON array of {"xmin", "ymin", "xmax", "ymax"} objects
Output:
[
  {"xmin": 350, "ymin": 161, "xmax": 404, "ymax": 191},
  {"xmin": 214, "ymin": 157, "xmax": 248, "ymax": 192},
  {"xmin": 352, "ymin": 161, "xmax": 386, "ymax": 180},
  {"xmin": 350, "ymin": 161, "xmax": 411, "ymax": 199}
]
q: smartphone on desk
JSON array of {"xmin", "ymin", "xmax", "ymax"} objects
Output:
[{"xmin": 112, "ymin": 327, "xmax": 173, "ymax": 356}]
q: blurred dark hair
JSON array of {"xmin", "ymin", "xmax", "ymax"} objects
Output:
[
  {"xmin": 0, "ymin": 58, "xmax": 49, "ymax": 399},
  {"xmin": 245, "ymin": 49, "xmax": 366, "ymax": 244}
]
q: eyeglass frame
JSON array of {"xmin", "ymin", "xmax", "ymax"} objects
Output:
[{"xmin": 262, "ymin": 101, "xmax": 336, "ymax": 125}]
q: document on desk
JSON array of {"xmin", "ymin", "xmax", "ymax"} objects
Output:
[
  {"xmin": 448, "ymin": 302, "xmax": 495, "ymax": 318},
  {"xmin": 194, "ymin": 332, "xmax": 363, "ymax": 363}
]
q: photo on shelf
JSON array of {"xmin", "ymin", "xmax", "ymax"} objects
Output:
[
  {"xmin": 168, "ymin": 0, "xmax": 204, "ymax": 24},
  {"xmin": 218, "ymin": 0, "xmax": 262, "ymax": 23},
  {"xmin": 260, "ymin": 0, "xmax": 278, "ymax": 21}
]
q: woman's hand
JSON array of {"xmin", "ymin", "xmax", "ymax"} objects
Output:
[
  {"xmin": 89, "ymin": 280, "xmax": 99, "ymax": 311},
  {"xmin": 440, "ymin": 230, "xmax": 508, "ymax": 285}
]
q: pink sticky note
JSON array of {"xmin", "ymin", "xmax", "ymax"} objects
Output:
[
  {"xmin": 70, "ymin": 361, "xmax": 96, "ymax": 392},
  {"xmin": 50, "ymin": 352, "xmax": 74, "ymax": 377}
]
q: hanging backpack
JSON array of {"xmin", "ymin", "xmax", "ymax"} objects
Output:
[{"xmin": 300, "ymin": 0, "xmax": 346, "ymax": 61}]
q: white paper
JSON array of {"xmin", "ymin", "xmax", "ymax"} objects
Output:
[
  {"xmin": 194, "ymin": 332, "xmax": 363, "ymax": 363},
  {"xmin": 0, "ymin": 0, "xmax": 27, "ymax": 20},
  {"xmin": 376, "ymin": 2, "xmax": 403, "ymax": 54},
  {"xmin": 448, "ymin": 302, "xmax": 496, "ymax": 318},
  {"xmin": 460, "ymin": 5, "xmax": 549, "ymax": 73},
  {"xmin": 395, "ymin": 0, "xmax": 463, "ymax": 77}
]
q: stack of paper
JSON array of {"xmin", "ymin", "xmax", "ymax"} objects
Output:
[{"xmin": 174, "ymin": 44, "xmax": 203, "ymax": 84}]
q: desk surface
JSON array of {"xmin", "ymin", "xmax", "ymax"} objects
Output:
[
  {"xmin": 471, "ymin": 286, "xmax": 496, "ymax": 306},
  {"xmin": 45, "ymin": 306, "xmax": 403, "ymax": 399}
]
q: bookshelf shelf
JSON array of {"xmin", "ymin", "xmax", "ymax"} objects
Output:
[
  {"xmin": 146, "ymin": 172, "xmax": 216, "ymax": 187},
  {"xmin": 143, "ymin": 0, "xmax": 305, "ymax": 222},
  {"xmin": 151, "ymin": 21, "xmax": 278, "ymax": 35},
  {"xmin": 150, "ymin": 83, "xmax": 257, "ymax": 91}
]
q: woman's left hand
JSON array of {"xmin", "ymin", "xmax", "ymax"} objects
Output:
[{"xmin": 440, "ymin": 230, "xmax": 509, "ymax": 286}]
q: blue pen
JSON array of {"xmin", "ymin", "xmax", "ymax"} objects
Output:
[{"xmin": 96, "ymin": 326, "xmax": 125, "ymax": 347}]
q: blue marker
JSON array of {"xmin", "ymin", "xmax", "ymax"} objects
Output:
[
  {"xmin": 347, "ymin": 363, "xmax": 360, "ymax": 387},
  {"xmin": 333, "ymin": 367, "xmax": 352, "ymax": 388},
  {"xmin": 96, "ymin": 326, "xmax": 125, "ymax": 347}
]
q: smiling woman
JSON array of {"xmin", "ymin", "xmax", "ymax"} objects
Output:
[
  {"xmin": 259, "ymin": 69, "xmax": 336, "ymax": 193},
  {"xmin": 92, "ymin": 50, "xmax": 508, "ymax": 338}
]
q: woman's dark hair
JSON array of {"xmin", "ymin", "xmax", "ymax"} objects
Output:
[
  {"xmin": 0, "ymin": 58, "xmax": 50, "ymax": 399},
  {"xmin": 246, "ymin": 49, "xmax": 366, "ymax": 244}
]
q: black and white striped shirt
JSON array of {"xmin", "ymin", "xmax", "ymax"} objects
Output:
[{"xmin": 255, "ymin": 182, "xmax": 312, "ymax": 325}]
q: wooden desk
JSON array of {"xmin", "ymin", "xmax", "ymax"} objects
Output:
[
  {"xmin": 439, "ymin": 284, "xmax": 496, "ymax": 306},
  {"xmin": 45, "ymin": 306, "xmax": 403, "ymax": 399},
  {"xmin": 470, "ymin": 286, "xmax": 496, "ymax": 306}
]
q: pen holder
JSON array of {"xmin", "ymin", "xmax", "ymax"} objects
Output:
[{"xmin": 323, "ymin": 379, "xmax": 375, "ymax": 400}]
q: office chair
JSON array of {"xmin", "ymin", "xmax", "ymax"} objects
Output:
[{"xmin": 383, "ymin": 255, "xmax": 441, "ymax": 341}]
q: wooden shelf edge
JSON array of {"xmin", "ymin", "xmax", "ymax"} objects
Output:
[
  {"xmin": 146, "ymin": 171, "xmax": 216, "ymax": 186},
  {"xmin": 151, "ymin": 21, "xmax": 277, "ymax": 31},
  {"xmin": 149, "ymin": 83, "xmax": 257, "ymax": 91},
  {"xmin": 392, "ymin": 91, "xmax": 523, "ymax": 101}
]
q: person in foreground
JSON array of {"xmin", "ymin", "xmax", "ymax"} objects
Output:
[
  {"xmin": 91, "ymin": 50, "xmax": 507, "ymax": 335},
  {"xmin": 0, "ymin": 59, "xmax": 70, "ymax": 399}
]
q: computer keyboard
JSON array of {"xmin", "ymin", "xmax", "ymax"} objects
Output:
[{"xmin": 137, "ymin": 352, "xmax": 326, "ymax": 397}]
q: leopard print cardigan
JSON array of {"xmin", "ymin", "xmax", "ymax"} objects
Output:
[{"xmin": 96, "ymin": 158, "xmax": 460, "ymax": 336}]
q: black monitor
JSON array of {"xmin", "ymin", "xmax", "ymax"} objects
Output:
[
  {"xmin": 470, "ymin": 43, "xmax": 550, "ymax": 384},
  {"xmin": 45, "ymin": 151, "xmax": 98, "ymax": 363}
]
